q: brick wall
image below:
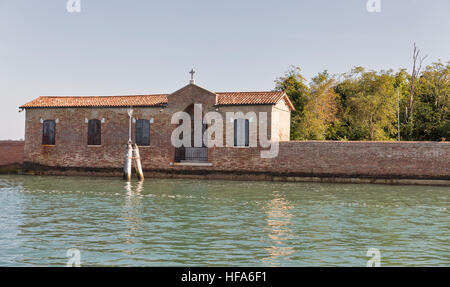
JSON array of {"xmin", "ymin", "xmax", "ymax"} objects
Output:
[
  {"xmin": 0, "ymin": 141, "xmax": 24, "ymax": 166},
  {"xmin": 22, "ymin": 107, "xmax": 450, "ymax": 181},
  {"xmin": 208, "ymin": 141, "xmax": 449, "ymax": 179},
  {"xmin": 20, "ymin": 83, "xmax": 449, "ymax": 182}
]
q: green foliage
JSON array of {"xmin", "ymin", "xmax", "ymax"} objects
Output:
[
  {"xmin": 276, "ymin": 61, "xmax": 449, "ymax": 141},
  {"xmin": 404, "ymin": 61, "xmax": 450, "ymax": 141},
  {"xmin": 300, "ymin": 71, "xmax": 338, "ymax": 140},
  {"xmin": 275, "ymin": 66, "xmax": 310, "ymax": 140},
  {"xmin": 334, "ymin": 69, "xmax": 398, "ymax": 140}
]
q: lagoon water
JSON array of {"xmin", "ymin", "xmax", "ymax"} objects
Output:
[{"xmin": 0, "ymin": 175, "xmax": 448, "ymax": 266}]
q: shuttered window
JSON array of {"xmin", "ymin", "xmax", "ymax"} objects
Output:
[
  {"xmin": 135, "ymin": 119, "xmax": 150, "ymax": 146},
  {"xmin": 42, "ymin": 120, "xmax": 56, "ymax": 145},
  {"xmin": 88, "ymin": 119, "xmax": 101, "ymax": 145},
  {"xmin": 234, "ymin": 119, "xmax": 249, "ymax": 147}
]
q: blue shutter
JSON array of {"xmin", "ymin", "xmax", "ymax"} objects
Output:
[
  {"xmin": 245, "ymin": 119, "xmax": 249, "ymax": 147},
  {"xmin": 88, "ymin": 119, "xmax": 101, "ymax": 145},
  {"xmin": 136, "ymin": 119, "xmax": 150, "ymax": 146},
  {"xmin": 42, "ymin": 120, "xmax": 55, "ymax": 145},
  {"xmin": 234, "ymin": 120, "xmax": 238, "ymax": 146},
  {"xmin": 143, "ymin": 120, "xmax": 150, "ymax": 146},
  {"xmin": 136, "ymin": 120, "xmax": 143, "ymax": 145}
]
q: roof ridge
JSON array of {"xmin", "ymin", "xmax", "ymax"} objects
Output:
[
  {"xmin": 20, "ymin": 90, "xmax": 294, "ymax": 111},
  {"xmin": 216, "ymin": 90, "xmax": 281, "ymax": 94},
  {"xmin": 39, "ymin": 94, "xmax": 169, "ymax": 98},
  {"xmin": 38, "ymin": 91, "xmax": 282, "ymax": 98}
]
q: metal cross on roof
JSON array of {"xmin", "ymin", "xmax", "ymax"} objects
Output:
[{"xmin": 189, "ymin": 69, "xmax": 195, "ymax": 84}]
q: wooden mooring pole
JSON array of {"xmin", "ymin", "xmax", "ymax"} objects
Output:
[
  {"xmin": 133, "ymin": 144, "xmax": 144, "ymax": 181},
  {"xmin": 123, "ymin": 142, "xmax": 133, "ymax": 182},
  {"xmin": 123, "ymin": 142, "xmax": 145, "ymax": 182},
  {"xmin": 123, "ymin": 107, "xmax": 144, "ymax": 182}
]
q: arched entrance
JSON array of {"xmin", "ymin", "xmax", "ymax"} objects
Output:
[{"xmin": 174, "ymin": 104, "xmax": 208, "ymax": 163}]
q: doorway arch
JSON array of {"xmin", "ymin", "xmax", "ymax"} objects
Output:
[{"xmin": 174, "ymin": 103, "xmax": 208, "ymax": 163}]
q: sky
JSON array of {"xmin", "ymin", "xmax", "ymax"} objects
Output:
[{"xmin": 0, "ymin": 0, "xmax": 449, "ymax": 139}]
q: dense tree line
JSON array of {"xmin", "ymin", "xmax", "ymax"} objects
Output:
[{"xmin": 276, "ymin": 60, "xmax": 449, "ymax": 141}]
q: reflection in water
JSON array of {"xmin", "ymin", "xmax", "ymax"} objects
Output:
[
  {"xmin": 125, "ymin": 181, "xmax": 144, "ymax": 195},
  {"xmin": 262, "ymin": 191, "xmax": 294, "ymax": 266},
  {"xmin": 122, "ymin": 181, "xmax": 144, "ymax": 253},
  {"xmin": 0, "ymin": 175, "xmax": 449, "ymax": 266}
]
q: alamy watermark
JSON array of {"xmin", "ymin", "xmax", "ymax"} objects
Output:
[
  {"xmin": 67, "ymin": 0, "xmax": 81, "ymax": 13},
  {"xmin": 66, "ymin": 248, "xmax": 81, "ymax": 267},
  {"xmin": 366, "ymin": 248, "xmax": 381, "ymax": 267},
  {"xmin": 170, "ymin": 104, "xmax": 280, "ymax": 158},
  {"xmin": 366, "ymin": 0, "xmax": 381, "ymax": 13}
]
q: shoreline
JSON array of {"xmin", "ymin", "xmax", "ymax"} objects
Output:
[{"xmin": 2, "ymin": 163, "xmax": 448, "ymax": 186}]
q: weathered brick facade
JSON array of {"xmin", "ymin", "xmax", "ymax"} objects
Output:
[
  {"xmin": 22, "ymin": 84, "xmax": 289, "ymax": 168},
  {"xmin": 0, "ymin": 141, "xmax": 24, "ymax": 173},
  {"xmin": 0, "ymin": 141, "xmax": 24, "ymax": 165},
  {"xmin": 19, "ymin": 83, "xmax": 450, "ymax": 184}
]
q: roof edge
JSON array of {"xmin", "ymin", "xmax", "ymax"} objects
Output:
[
  {"xmin": 19, "ymin": 104, "xmax": 167, "ymax": 109},
  {"xmin": 281, "ymin": 93, "xmax": 296, "ymax": 111},
  {"xmin": 19, "ymin": 91, "xmax": 295, "ymax": 110},
  {"xmin": 169, "ymin": 83, "xmax": 218, "ymax": 98}
]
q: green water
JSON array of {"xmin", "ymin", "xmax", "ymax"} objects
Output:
[{"xmin": 0, "ymin": 175, "xmax": 448, "ymax": 266}]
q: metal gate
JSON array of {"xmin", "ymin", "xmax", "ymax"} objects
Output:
[{"xmin": 174, "ymin": 147, "xmax": 208, "ymax": 163}]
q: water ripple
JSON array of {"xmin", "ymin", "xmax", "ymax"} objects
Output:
[{"xmin": 0, "ymin": 175, "xmax": 448, "ymax": 266}]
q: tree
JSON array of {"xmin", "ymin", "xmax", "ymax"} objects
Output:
[
  {"xmin": 275, "ymin": 60, "xmax": 449, "ymax": 142},
  {"xmin": 275, "ymin": 66, "xmax": 310, "ymax": 140},
  {"xmin": 334, "ymin": 68, "xmax": 398, "ymax": 140},
  {"xmin": 408, "ymin": 43, "xmax": 427, "ymax": 120},
  {"xmin": 410, "ymin": 61, "xmax": 450, "ymax": 140},
  {"xmin": 300, "ymin": 71, "xmax": 338, "ymax": 140}
]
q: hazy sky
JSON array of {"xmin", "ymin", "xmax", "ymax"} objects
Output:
[{"xmin": 0, "ymin": 0, "xmax": 449, "ymax": 139}]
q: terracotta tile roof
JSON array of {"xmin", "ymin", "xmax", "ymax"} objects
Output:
[
  {"xmin": 20, "ymin": 95, "xmax": 168, "ymax": 108},
  {"xmin": 216, "ymin": 91, "xmax": 288, "ymax": 106},
  {"xmin": 20, "ymin": 91, "xmax": 294, "ymax": 110},
  {"xmin": 217, "ymin": 91, "xmax": 295, "ymax": 110}
]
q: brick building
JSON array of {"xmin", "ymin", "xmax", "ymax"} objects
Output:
[
  {"xmin": 19, "ymin": 80, "xmax": 294, "ymax": 172},
  {"xmin": 18, "ymin": 79, "xmax": 449, "ymax": 185}
]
